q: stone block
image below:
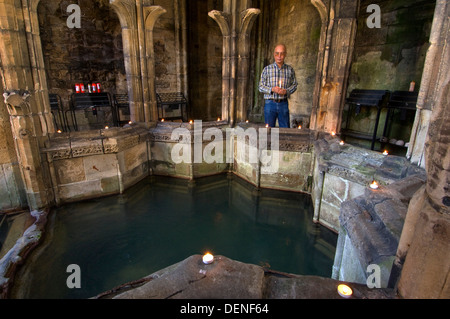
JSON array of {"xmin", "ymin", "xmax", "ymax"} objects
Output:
[
  {"xmin": 83, "ymin": 154, "xmax": 118, "ymax": 181},
  {"xmin": 54, "ymin": 157, "xmax": 86, "ymax": 185}
]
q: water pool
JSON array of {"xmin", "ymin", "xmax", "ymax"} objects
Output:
[{"xmin": 12, "ymin": 174, "xmax": 337, "ymax": 299}]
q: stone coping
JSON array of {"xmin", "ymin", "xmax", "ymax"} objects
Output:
[
  {"xmin": 314, "ymin": 133, "xmax": 425, "ymax": 186},
  {"xmin": 93, "ymin": 254, "xmax": 396, "ymax": 299}
]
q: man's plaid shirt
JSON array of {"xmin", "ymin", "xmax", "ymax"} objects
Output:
[{"xmin": 258, "ymin": 62, "xmax": 298, "ymax": 100}]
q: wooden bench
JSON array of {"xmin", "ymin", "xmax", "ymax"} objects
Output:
[
  {"xmin": 49, "ymin": 94, "xmax": 69, "ymax": 132},
  {"xmin": 156, "ymin": 92, "xmax": 188, "ymax": 122},
  {"xmin": 113, "ymin": 94, "xmax": 130, "ymax": 126},
  {"xmin": 69, "ymin": 93, "xmax": 117, "ymax": 131},
  {"xmin": 342, "ymin": 89, "xmax": 390, "ymax": 150}
]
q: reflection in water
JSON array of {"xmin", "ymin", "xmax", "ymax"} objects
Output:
[{"xmin": 12, "ymin": 174, "xmax": 337, "ymax": 299}]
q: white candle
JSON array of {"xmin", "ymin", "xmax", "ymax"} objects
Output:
[
  {"xmin": 370, "ymin": 181, "xmax": 379, "ymax": 189},
  {"xmin": 202, "ymin": 253, "xmax": 214, "ymax": 265},
  {"xmin": 337, "ymin": 284, "xmax": 353, "ymax": 298}
]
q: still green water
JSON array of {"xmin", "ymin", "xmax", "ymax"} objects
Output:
[{"xmin": 14, "ymin": 175, "xmax": 337, "ymax": 299}]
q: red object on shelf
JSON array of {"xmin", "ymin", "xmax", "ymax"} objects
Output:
[
  {"xmin": 92, "ymin": 83, "xmax": 97, "ymax": 93},
  {"xmin": 96, "ymin": 83, "xmax": 101, "ymax": 93},
  {"xmin": 75, "ymin": 84, "xmax": 81, "ymax": 93},
  {"xmin": 80, "ymin": 84, "xmax": 86, "ymax": 93}
]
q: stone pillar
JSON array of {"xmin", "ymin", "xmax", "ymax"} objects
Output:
[
  {"xmin": 407, "ymin": 0, "xmax": 448, "ymax": 169},
  {"xmin": 310, "ymin": 0, "xmax": 358, "ymax": 133},
  {"xmin": 0, "ymin": 0, "xmax": 55, "ymax": 210},
  {"xmin": 209, "ymin": 0, "xmax": 260, "ymax": 126},
  {"xmin": 3, "ymin": 91, "xmax": 52, "ymax": 210},
  {"xmin": 395, "ymin": 0, "xmax": 450, "ymax": 299},
  {"xmin": 110, "ymin": 0, "xmax": 166, "ymax": 125}
]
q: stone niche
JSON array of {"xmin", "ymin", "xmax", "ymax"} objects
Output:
[{"xmin": 38, "ymin": 0, "xmax": 126, "ymax": 113}]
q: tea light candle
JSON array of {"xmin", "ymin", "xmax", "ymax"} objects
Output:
[
  {"xmin": 337, "ymin": 284, "xmax": 353, "ymax": 298},
  {"xmin": 339, "ymin": 140, "xmax": 345, "ymax": 145},
  {"xmin": 189, "ymin": 120, "xmax": 193, "ymax": 125},
  {"xmin": 104, "ymin": 126, "xmax": 109, "ymax": 130},
  {"xmin": 383, "ymin": 150, "xmax": 389, "ymax": 156},
  {"xmin": 161, "ymin": 118, "xmax": 165, "ymax": 122},
  {"xmin": 370, "ymin": 180, "xmax": 379, "ymax": 189},
  {"xmin": 331, "ymin": 131, "xmax": 336, "ymax": 136},
  {"xmin": 298, "ymin": 125, "xmax": 302, "ymax": 130},
  {"xmin": 57, "ymin": 129, "xmax": 62, "ymax": 134},
  {"xmin": 203, "ymin": 253, "xmax": 214, "ymax": 265}
]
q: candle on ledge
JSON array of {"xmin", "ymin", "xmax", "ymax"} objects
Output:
[
  {"xmin": 383, "ymin": 150, "xmax": 389, "ymax": 156},
  {"xmin": 161, "ymin": 118, "xmax": 165, "ymax": 122},
  {"xmin": 331, "ymin": 131, "xmax": 336, "ymax": 136},
  {"xmin": 370, "ymin": 180, "xmax": 379, "ymax": 190},
  {"xmin": 339, "ymin": 140, "xmax": 345, "ymax": 145},
  {"xmin": 337, "ymin": 284, "xmax": 353, "ymax": 298},
  {"xmin": 298, "ymin": 125, "xmax": 302, "ymax": 130},
  {"xmin": 202, "ymin": 253, "xmax": 214, "ymax": 265}
]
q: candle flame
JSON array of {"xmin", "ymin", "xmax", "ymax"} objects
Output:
[
  {"xmin": 202, "ymin": 253, "xmax": 214, "ymax": 265},
  {"xmin": 337, "ymin": 284, "xmax": 353, "ymax": 298},
  {"xmin": 370, "ymin": 180, "xmax": 379, "ymax": 189}
]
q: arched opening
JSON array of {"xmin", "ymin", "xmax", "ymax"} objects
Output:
[
  {"xmin": 250, "ymin": 0, "xmax": 322, "ymax": 128},
  {"xmin": 38, "ymin": 0, "xmax": 127, "ymax": 131},
  {"xmin": 342, "ymin": 0, "xmax": 436, "ymax": 156}
]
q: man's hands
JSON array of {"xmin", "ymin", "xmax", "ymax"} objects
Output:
[{"xmin": 272, "ymin": 86, "xmax": 287, "ymax": 96}]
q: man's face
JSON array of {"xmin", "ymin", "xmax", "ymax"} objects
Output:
[{"xmin": 274, "ymin": 45, "xmax": 286, "ymax": 66}]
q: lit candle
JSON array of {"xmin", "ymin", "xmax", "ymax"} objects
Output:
[
  {"xmin": 57, "ymin": 129, "xmax": 62, "ymax": 134},
  {"xmin": 189, "ymin": 120, "xmax": 193, "ymax": 125},
  {"xmin": 279, "ymin": 79, "xmax": 282, "ymax": 88},
  {"xmin": 104, "ymin": 126, "xmax": 109, "ymax": 130},
  {"xmin": 217, "ymin": 117, "xmax": 221, "ymax": 122},
  {"xmin": 331, "ymin": 131, "xmax": 336, "ymax": 136},
  {"xmin": 202, "ymin": 253, "xmax": 214, "ymax": 265},
  {"xmin": 265, "ymin": 124, "xmax": 269, "ymax": 128},
  {"xmin": 337, "ymin": 284, "xmax": 353, "ymax": 298},
  {"xmin": 128, "ymin": 121, "xmax": 133, "ymax": 125},
  {"xmin": 246, "ymin": 120, "xmax": 249, "ymax": 123},
  {"xmin": 339, "ymin": 140, "xmax": 345, "ymax": 145},
  {"xmin": 298, "ymin": 125, "xmax": 302, "ymax": 130},
  {"xmin": 370, "ymin": 180, "xmax": 379, "ymax": 190},
  {"xmin": 161, "ymin": 118, "xmax": 165, "ymax": 122},
  {"xmin": 383, "ymin": 150, "xmax": 389, "ymax": 156}
]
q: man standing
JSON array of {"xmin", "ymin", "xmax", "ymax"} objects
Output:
[{"xmin": 258, "ymin": 44, "xmax": 298, "ymax": 128}]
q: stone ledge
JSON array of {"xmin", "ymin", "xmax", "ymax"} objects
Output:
[
  {"xmin": 93, "ymin": 255, "xmax": 395, "ymax": 299},
  {"xmin": 42, "ymin": 124, "xmax": 150, "ymax": 160}
]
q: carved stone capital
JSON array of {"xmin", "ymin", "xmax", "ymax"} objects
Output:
[{"xmin": 3, "ymin": 90, "xmax": 32, "ymax": 116}]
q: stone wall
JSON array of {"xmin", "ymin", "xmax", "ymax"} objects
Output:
[{"xmin": 43, "ymin": 125, "xmax": 150, "ymax": 204}]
